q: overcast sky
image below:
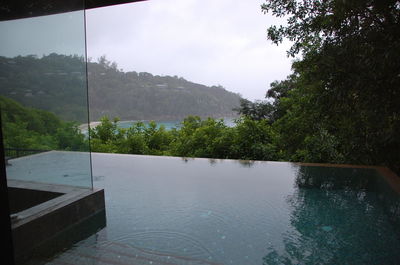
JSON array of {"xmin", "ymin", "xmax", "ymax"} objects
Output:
[
  {"xmin": 0, "ymin": 11, "xmax": 86, "ymax": 57},
  {"xmin": 0, "ymin": 0, "xmax": 293, "ymax": 101},
  {"xmin": 86, "ymin": 0, "xmax": 293, "ymax": 101}
]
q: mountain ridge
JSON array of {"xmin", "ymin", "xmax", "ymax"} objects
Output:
[
  {"xmin": 0, "ymin": 54, "xmax": 242, "ymax": 122},
  {"xmin": 88, "ymin": 57, "xmax": 241, "ymax": 121}
]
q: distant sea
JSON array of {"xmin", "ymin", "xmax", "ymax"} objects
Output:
[
  {"xmin": 79, "ymin": 118, "xmax": 236, "ymax": 135},
  {"xmin": 117, "ymin": 120, "xmax": 181, "ymax": 130},
  {"xmin": 117, "ymin": 118, "xmax": 236, "ymax": 130}
]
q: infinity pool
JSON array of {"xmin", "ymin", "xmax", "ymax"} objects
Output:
[{"xmin": 17, "ymin": 152, "xmax": 400, "ymax": 265}]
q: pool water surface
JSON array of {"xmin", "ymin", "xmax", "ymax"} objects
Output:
[{"xmin": 20, "ymin": 152, "xmax": 400, "ymax": 265}]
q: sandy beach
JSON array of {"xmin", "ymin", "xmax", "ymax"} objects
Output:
[{"xmin": 78, "ymin": 121, "xmax": 101, "ymax": 131}]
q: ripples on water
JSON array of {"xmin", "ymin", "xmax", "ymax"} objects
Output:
[{"xmin": 45, "ymin": 154, "xmax": 400, "ymax": 265}]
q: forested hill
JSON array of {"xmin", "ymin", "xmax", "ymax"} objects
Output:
[
  {"xmin": 88, "ymin": 57, "xmax": 241, "ymax": 121},
  {"xmin": 0, "ymin": 54, "xmax": 241, "ymax": 122},
  {"xmin": 0, "ymin": 54, "xmax": 88, "ymax": 122}
]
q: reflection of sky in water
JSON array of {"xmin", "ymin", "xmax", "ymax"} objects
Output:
[
  {"xmin": 38, "ymin": 153, "xmax": 400, "ymax": 265},
  {"xmin": 6, "ymin": 151, "xmax": 92, "ymax": 188},
  {"xmin": 0, "ymin": 11, "xmax": 85, "ymax": 57}
]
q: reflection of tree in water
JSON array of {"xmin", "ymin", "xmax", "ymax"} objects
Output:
[
  {"xmin": 208, "ymin": 158, "xmax": 217, "ymax": 164},
  {"xmin": 263, "ymin": 166, "xmax": 400, "ymax": 265},
  {"xmin": 293, "ymin": 165, "xmax": 377, "ymax": 191},
  {"xmin": 237, "ymin": 159, "xmax": 255, "ymax": 168}
]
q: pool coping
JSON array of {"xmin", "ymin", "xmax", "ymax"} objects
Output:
[{"xmin": 8, "ymin": 179, "xmax": 106, "ymax": 264}]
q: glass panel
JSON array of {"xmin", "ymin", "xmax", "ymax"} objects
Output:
[{"xmin": 0, "ymin": 10, "xmax": 92, "ymax": 188}]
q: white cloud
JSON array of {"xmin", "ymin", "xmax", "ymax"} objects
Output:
[{"xmin": 86, "ymin": 0, "xmax": 292, "ymax": 100}]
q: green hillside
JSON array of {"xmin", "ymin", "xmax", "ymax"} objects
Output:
[
  {"xmin": 0, "ymin": 96, "xmax": 87, "ymax": 151},
  {"xmin": 0, "ymin": 54, "xmax": 241, "ymax": 122},
  {"xmin": 89, "ymin": 59, "xmax": 241, "ymax": 121},
  {"xmin": 0, "ymin": 54, "xmax": 88, "ymax": 122}
]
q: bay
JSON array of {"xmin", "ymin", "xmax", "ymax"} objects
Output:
[{"xmin": 79, "ymin": 117, "xmax": 236, "ymax": 135}]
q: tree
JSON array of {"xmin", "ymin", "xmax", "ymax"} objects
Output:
[
  {"xmin": 232, "ymin": 117, "xmax": 278, "ymax": 160},
  {"xmin": 261, "ymin": 0, "xmax": 400, "ymax": 173},
  {"xmin": 90, "ymin": 116, "xmax": 120, "ymax": 143},
  {"xmin": 0, "ymin": 96, "xmax": 87, "ymax": 151},
  {"xmin": 235, "ymin": 99, "xmax": 275, "ymax": 121}
]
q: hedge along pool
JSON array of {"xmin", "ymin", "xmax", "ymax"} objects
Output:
[{"xmin": 15, "ymin": 152, "xmax": 399, "ymax": 265}]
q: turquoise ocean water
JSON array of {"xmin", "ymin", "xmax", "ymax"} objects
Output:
[
  {"xmin": 117, "ymin": 118, "xmax": 235, "ymax": 130},
  {"xmin": 117, "ymin": 120, "xmax": 181, "ymax": 130},
  {"xmin": 81, "ymin": 118, "xmax": 236, "ymax": 134}
]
